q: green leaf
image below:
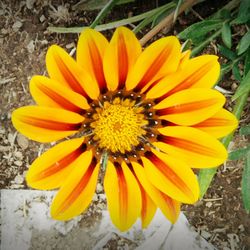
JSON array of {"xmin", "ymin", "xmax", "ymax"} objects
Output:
[
  {"xmin": 181, "ymin": 39, "xmax": 192, "ymax": 52},
  {"xmin": 198, "ymin": 168, "xmax": 217, "ymax": 198},
  {"xmin": 229, "ymin": 145, "xmax": 250, "ymax": 160},
  {"xmin": 173, "ymin": 0, "xmax": 183, "ymax": 23},
  {"xmin": 151, "ymin": 5, "xmax": 175, "ymax": 28},
  {"xmin": 237, "ymin": 30, "xmax": 250, "ymax": 55},
  {"xmin": 242, "ymin": 151, "xmax": 250, "ymax": 213},
  {"xmin": 178, "ymin": 19, "xmax": 223, "ymax": 42},
  {"xmin": 232, "ymin": 63, "xmax": 242, "ymax": 81},
  {"xmin": 218, "ymin": 9, "xmax": 231, "ymax": 20},
  {"xmin": 48, "ymin": 3, "xmax": 174, "ymax": 33},
  {"xmin": 221, "ymin": 22, "xmax": 232, "ymax": 48},
  {"xmin": 90, "ymin": 0, "xmax": 120, "ymax": 28},
  {"xmin": 218, "ymin": 45, "xmax": 236, "ymax": 60},
  {"xmin": 218, "ymin": 63, "xmax": 232, "ymax": 82},
  {"xmin": 232, "ymin": 69, "xmax": 250, "ymax": 101},
  {"xmin": 235, "ymin": 0, "xmax": 250, "ymax": 24},
  {"xmin": 134, "ymin": 2, "xmax": 175, "ymax": 34},
  {"xmin": 244, "ymin": 47, "xmax": 250, "ymax": 76},
  {"xmin": 240, "ymin": 125, "xmax": 250, "ymax": 135}
]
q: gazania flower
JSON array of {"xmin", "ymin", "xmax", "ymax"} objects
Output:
[{"xmin": 12, "ymin": 27, "xmax": 237, "ymax": 231}]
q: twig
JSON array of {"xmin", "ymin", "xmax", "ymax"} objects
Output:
[
  {"xmin": 139, "ymin": 0, "xmax": 198, "ymax": 46},
  {"xmin": 203, "ymin": 198, "xmax": 223, "ymax": 202},
  {"xmin": 0, "ymin": 77, "xmax": 16, "ymax": 85},
  {"xmin": 190, "ymin": 7, "xmax": 204, "ymax": 20}
]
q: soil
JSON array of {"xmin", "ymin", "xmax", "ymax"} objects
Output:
[{"xmin": 0, "ymin": 0, "xmax": 249, "ymax": 249}]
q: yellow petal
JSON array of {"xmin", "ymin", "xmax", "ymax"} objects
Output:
[
  {"xmin": 30, "ymin": 75, "xmax": 90, "ymax": 112},
  {"xmin": 46, "ymin": 45, "xmax": 99, "ymax": 100},
  {"xmin": 12, "ymin": 106, "xmax": 83, "ymax": 142},
  {"xmin": 155, "ymin": 88, "xmax": 225, "ymax": 125},
  {"xmin": 51, "ymin": 151, "xmax": 99, "ymax": 220},
  {"xmin": 178, "ymin": 50, "xmax": 191, "ymax": 69},
  {"xmin": 146, "ymin": 55, "xmax": 220, "ymax": 100},
  {"xmin": 103, "ymin": 27, "xmax": 141, "ymax": 91},
  {"xmin": 141, "ymin": 150, "xmax": 199, "ymax": 204},
  {"xmin": 77, "ymin": 28, "xmax": 108, "ymax": 93},
  {"xmin": 140, "ymin": 186, "xmax": 157, "ymax": 228},
  {"xmin": 193, "ymin": 108, "xmax": 238, "ymax": 138},
  {"xmin": 132, "ymin": 161, "xmax": 180, "ymax": 223},
  {"xmin": 126, "ymin": 36, "xmax": 181, "ymax": 92},
  {"xmin": 104, "ymin": 161, "xmax": 141, "ymax": 231},
  {"xmin": 156, "ymin": 126, "xmax": 228, "ymax": 168},
  {"xmin": 26, "ymin": 138, "xmax": 85, "ymax": 189}
]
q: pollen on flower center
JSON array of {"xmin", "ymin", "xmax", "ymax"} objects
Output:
[{"xmin": 91, "ymin": 98, "xmax": 148, "ymax": 154}]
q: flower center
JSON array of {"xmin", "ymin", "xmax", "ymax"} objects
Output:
[
  {"xmin": 81, "ymin": 90, "xmax": 161, "ymax": 162},
  {"xmin": 91, "ymin": 98, "xmax": 147, "ymax": 154}
]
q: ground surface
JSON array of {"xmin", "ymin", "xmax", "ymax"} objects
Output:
[{"xmin": 0, "ymin": 0, "xmax": 249, "ymax": 249}]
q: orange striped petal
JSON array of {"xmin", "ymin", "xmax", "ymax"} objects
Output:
[
  {"xmin": 140, "ymin": 150, "xmax": 199, "ymax": 204},
  {"xmin": 50, "ymin": 151, "xmax": 99, "ymax": 220},
  {"xmin": 146, "ymin": 55, "xmax": 220, "ymax": 100},
  {"xmin": 193, "ymin": 108, "xmax": 238, "ymax": 138},
  {"xmin": 154, "ymin": 88, "xmax": 225, "ymax": 125},
  {"xmin": 178, "ymin": 50, "xmax": 191, "ymax": 69},
  {"xmin": 104, "ymin": 161, "xmax": 141, "ymax": 231},
  {"xmin": 103, "ymin": 27, "xmax": 142, "ymax": 91},
  {"xmin": 132, "ymin": 161, "xmax": 180, "ymax": 223},
  {"xmin": 77, "ymin": 28, "xmax": 108, "ymax": 93},
  {"xmin": 12, "ymin": 106, "xmax": 83, "ymax": 143},
  {"xmin": 140, "ymin": 185, "xmax": 157, "ymax": 228},
  {"xmin": 46, "ymin": 45, "xmax": 99, "ymax": 100},
  {"xmin": 126, "ymin": 36, "xmax": 181, "ymax": 92},
  {"xmin": 30, "ymin": 75, "xmax": 90, "ymax": 112},
  {"xmin": 26, "ymin": 138, "xmax": 86, "ymax": 189},
  {"xmin": 156, "ymin": 126, "xmax": 228, "ymax": 168}
]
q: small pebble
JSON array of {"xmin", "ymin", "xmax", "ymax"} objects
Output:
[
  {"xmin": 206, "ymin": 201, "xmax": 212, "ymax": 208},
  {"xmin": 1, "ymin": 28, "xmax": 8, "ymax": 34},
  {"xmin": 201, "ymin": 230, "xmax": 212, "ymax": 239},
  {"xmin": 40, "ymin": 15, "xmax": 46, "ymax": 23},
  {"xmin": 26, "ymin": 0, "xmax": 36, "ymax": 9},
  {"xmin": 27, "ymin": 40, "xmax": 35, "ymax": 53},
  {"xmin": 92, "ymin": 193, "xmax": 98, "ymax": 202},
  {"xmin": 14, "ymin": 174, "xmax": 24, "ymax": 184},
  {"xmin": 12, "ymin": 21, "xmax": 23, "ymax": 31},
  {"xmin": 231, "ymin": 82, "xmax": 238, "ymax": 91},
  {"xmin": 41, "ymin": 39, "xmax": 48, "ymax": 45},
  {"xmin": 238, "ymin": 224, "xmax": 245, "ymax": 232},
  {"xmin": 14, "ymin": 151, "xmax": 23, "ymax": 159},
  {"xmin": 66, "ymin": 42, "xmax": 75, "ymax": 49},
  {"xmin": 14, "ymin": 160, "xmax": 23, "ymax": 167},
  {"xmin": 8, "ymin": 133, "xmax": 16, "ymax": 146},
  {"xmin": 17, "ymin": 133, "xmax": 29, "ymax": 150},
  {"xmin": 98, "ymin": 194, "xmax": 105, "ymax": 201},
  {"xmin": 96, "ymin": 183, "xmax": 103, "ymax": 193}
]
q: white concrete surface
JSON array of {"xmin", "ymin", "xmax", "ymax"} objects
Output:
[{"xmin": 1, "ymin": 189, "xmax": 216, "ymax": 250}]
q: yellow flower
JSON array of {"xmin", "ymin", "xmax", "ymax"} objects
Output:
[{"xmin": 12, "ymin": 27, "xmax": 238, "ymax": 231}]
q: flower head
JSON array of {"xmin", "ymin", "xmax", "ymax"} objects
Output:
[{"xmin": 12, "ymin": 27, "xmax": 238, "ymax": 231}]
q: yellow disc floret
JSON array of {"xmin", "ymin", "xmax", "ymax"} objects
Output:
[{"xmin": 91, "ymin": 98, "xmax": 147, "ymax": 154}]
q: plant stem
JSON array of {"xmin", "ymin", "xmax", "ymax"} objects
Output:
[
  {"xmin": 90, "ymin": 0, "xmax": 120, "ymax": 28},
  {"xmin": 139, "ymin": 0, "xmax": 198, "ymax": 46}
]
